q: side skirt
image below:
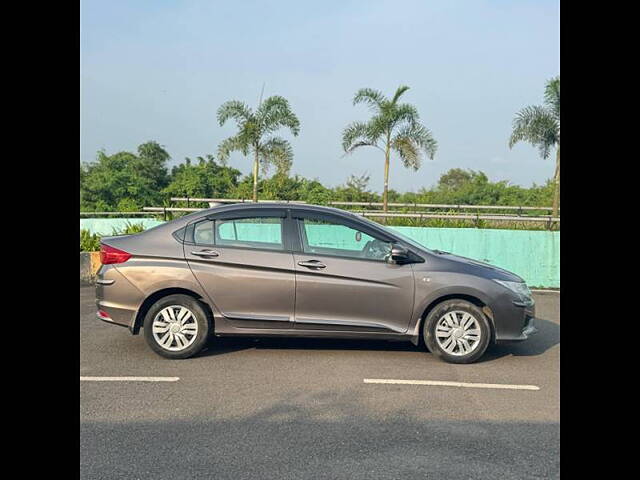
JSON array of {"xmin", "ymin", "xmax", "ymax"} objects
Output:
[
  {"xmin": 214, "ymin": 329, "xmax": 413, "ymax": 343},
  {"xmin": 213, "ymin": 315, "xmax": 406, "ymax": 340}
]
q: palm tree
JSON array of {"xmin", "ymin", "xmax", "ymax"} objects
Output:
[
  {"xmin": 217, "ymin": 96, "xmax": 300, "ymax": 202},
  {"xmin": 509, "ymin": 76, "xmax": 560, "ymax": 216},
  {"xmin": 342, "ymin": 85, "xmax": 437, "ymax": 212}
]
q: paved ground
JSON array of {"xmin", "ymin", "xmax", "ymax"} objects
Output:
[{"xmin": 80, "ymin": 287, "xmax": 560, "ymax": 479}]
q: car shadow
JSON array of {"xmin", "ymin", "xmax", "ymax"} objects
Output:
[
  {"xmin": 198, "ymin": 317, "xmax": 559, "ymax": 360},
  {"xmin": 198, "ymin": 336, "xmax": 422, "ymax": 358},
  {"xmin": 480, "ymin": 317, "xmax": 560, "ymax": 362}
]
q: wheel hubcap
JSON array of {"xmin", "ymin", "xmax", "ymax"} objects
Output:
[
  {"xmin": 152, "ymin": 305, "xmax": 199, "ymax": 352},
  {"xmin": 435, "ymin": 311, "xmax": 481, "ymax": 356}
]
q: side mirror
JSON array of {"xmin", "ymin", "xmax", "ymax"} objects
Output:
[{"xmin": 387, "ymin": 244, "xmax": 410, "ymax": 264}]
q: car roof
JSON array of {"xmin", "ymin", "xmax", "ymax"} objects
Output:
[{"xmin": 199, "ymin": 202, "xmax": 359, "ymax": 218}]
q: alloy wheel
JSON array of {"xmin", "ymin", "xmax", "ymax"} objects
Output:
[
  {"xmin": 435, "ymin": 310, "xmax": 482, "ymax": 356},
  {"xmin": 151, "ymin": 305, "xmax": 199, "ymax": 352}
]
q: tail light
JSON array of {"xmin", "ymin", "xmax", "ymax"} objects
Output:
[{"xmin": 100, "ymin": 244, "xmax": 131, "ymax": 264}]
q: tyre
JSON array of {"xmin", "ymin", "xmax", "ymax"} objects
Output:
[
  {"xmin": 143, "ymin": 294, "xmax": 210, "ymax": 359},
  {"xmin": 423, "ymin": 299, "xmax": 491, "ymax": 364}
]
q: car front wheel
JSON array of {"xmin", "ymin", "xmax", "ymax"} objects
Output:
[
  {"xmin": 143, "ymin": 294, "xmax": 210, "ymax": 359},
  {"xmin": 423, "ymin": 299, "xmax": 491, "ymax": 364}
]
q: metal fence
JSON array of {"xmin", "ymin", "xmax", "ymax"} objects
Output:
[
  {"xmin": 164, "ymin": 197, "xmax": 560, "ymax": 225},
  {"xmin": 80, "ymin": 197, "xmax": 559, "ymax": 226}
]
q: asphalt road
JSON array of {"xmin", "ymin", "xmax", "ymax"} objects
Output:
[{"xmin": 80, "ymin": 287, "xmax": 560, "ymax": 479}]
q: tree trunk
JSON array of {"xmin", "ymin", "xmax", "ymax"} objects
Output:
[
  {"xmin": 383, "ymin": 139, "xmax": 391, "ymax": 213},
  {"xmin": 252, "ymin": 149, "xmax": 259, "ymax": 203},
  {"xmin": 552, "ymin": 146, "xmax": 560, "ymax": 217}
]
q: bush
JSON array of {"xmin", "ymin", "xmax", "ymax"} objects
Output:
[
  {"xmin": 116, "ymin": 198, "xmax": 140, "ymax": 212},
  {"xmin": 119, "ymin": 222, "xmax": 145, "ymax": 235},
  {"xmin": 80, "ymin": 229, "xmax": 101, "ymax": 252},
  {"xmin": 113, "ymin": 221, "xmax": 146, "ymax": 235},
  {"xmin": 81, "ymin": 222, "xmax": 148, "ymax": 252}
]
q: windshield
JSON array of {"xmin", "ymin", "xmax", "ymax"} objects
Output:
[{"xmin": 354, "ymin": 215, "xmax": 435, "ymax": 253}]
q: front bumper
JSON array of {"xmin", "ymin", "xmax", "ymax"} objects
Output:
[
  {"xmin": 492, "ymin": 296, "xmax": 538, "ymax": 343},
  {"xmin": 521, "ymin": 315, "xmax": 538, "ymax": 337},
  {"xmin": 505, "ymin": 313, "xmax": 538, "ymax": 342}
]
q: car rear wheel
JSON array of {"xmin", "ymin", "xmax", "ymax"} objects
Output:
[
  {"xmin": 143, "ymin": 294, "xmax": 210, "ymax": 359},
  {"xmin": 423, "ymin": 299, "xmax": 491, "ymax": 364}
]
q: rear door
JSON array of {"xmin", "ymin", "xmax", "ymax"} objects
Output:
[
  {"xmin": 184, "ymin": 209, "xmax": 296, "ymax": 329},
  {"xmin": 291, "ymin": 212, "xmax": 415, "ymax": 334}
]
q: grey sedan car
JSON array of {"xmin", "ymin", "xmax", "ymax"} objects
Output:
[{"xmin": 96, "ymin": 203, "xmax": 536, "ymax": 363}]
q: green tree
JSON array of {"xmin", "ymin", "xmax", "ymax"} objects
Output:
[
  {"xmin": 163, "ymin": 155, "xmax": 241, "ymax": 201},
  {"xmin": 333, "ymin": 173, "xmax": 380, "ymax": 204},
  {"xmin": 80, "ymin": 141, "xmax": 170, "ymax": 211},
  {"xmin": 136, "ymin": 141, "xmax": 170, "ymax": 190},
  {"xmin": 216, "ymin": 96, "xmax": 300, "ymax": 202},
  {"xmin": 419, "ymin": 168, "xmax": 553, "ymax": 208},
  {"xmin": 345, "ymin": 172, "xmax": 371, "ymax": 194},
  {"xmin": 438, "ymin": 168, "xmax": 474, "ymax": 191},
  {"xmin": 298, "ymin": 179, "xmax": 333, "ymax": 205},
  {"xmin": 509, "ymin": 76, "xmax": 560, "ymax": 216},
  {"xmin": 342, "ymin": 85, "xmax": 437, "ymax": 211}
]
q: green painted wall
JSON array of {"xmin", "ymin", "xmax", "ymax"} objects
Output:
[
  {"xmin": 390, "ymin": 227, "xmax": 559, "ymax": 288},
  {"xmin": 80, "ymin": 218, "xmax": 164, "ymax": 236},
  {"xmin": 80, "ymin": 219, "xmax": 559, "ymax": 288},
  {"xmin": 300, "ymin": 225, "xmax": 559, "ymax": 287}
]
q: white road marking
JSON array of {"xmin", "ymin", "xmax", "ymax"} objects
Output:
[
  {"xmin": 531, "ymin": 289, "xmax": 559, "ymax": 294},
  {"xmin": 363, "ymin": 378, "xmax": 540, "ymax": 391},
  {"xmin": 80, "ymin": 376, "xmax": 180, "ymax": 382}
]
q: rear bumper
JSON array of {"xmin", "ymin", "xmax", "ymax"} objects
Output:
[
  {"xmin": 95, "ymin": 299, "xmax": 138, "ymax": 330},
  {"xmin": 95, "ymin": 264, "xmax": 144, "ymax": 333},
  {"xmin": 96, "ymin": 309, "xmax": 130, "ymax": 329}
]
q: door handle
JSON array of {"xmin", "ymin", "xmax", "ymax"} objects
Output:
[
  {"xmin": 191, "ymin": 249, "xmax": 219, "ymax": 257},
  {"xmin": 298, "ymin": 260, "xmax": 326, "ymax": 269}
]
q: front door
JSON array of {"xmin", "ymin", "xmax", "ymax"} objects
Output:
[
  {"xmin": 184, "ymin": 211, "xmax": 295, "ymax": 329},
  {"xmin": 292, "ymin": 213, "xmax": 415, "ymax": 333}
]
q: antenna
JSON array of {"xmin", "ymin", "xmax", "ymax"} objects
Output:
[{"xmin": 258, "ymin": 82, "xmax": 265, "ymax": 106}]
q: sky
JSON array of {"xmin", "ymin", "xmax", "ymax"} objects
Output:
[{"xmin": 80, "ymin": 0, "xmax": 559, "ymax": 193}]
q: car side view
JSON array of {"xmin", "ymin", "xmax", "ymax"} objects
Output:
[{"xmin": 95, "ymin": 203, "xmax": 536, "ymax": 364}]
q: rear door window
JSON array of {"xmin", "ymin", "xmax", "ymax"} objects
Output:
[{"xmin": 215, "ymin": 217, "xmax": 284, "ymax": 251}]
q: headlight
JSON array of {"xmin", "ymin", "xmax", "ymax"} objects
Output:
[{"xmin": 493, "ymin": 280, "xmax": 532, "ymax": 302}]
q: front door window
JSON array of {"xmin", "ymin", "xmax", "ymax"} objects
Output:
[{"xmin": 299, "ymin": 218, "xmax": 392, "ymax": 261}]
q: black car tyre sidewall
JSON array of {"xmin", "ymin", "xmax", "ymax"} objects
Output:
[
  {"xmin": 143, "ymin": 294, "xmax": 210, "ymax": 359},
  {"xmin": 423, "ymin": 299, "xmax": 491, "ymax": 364}
]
